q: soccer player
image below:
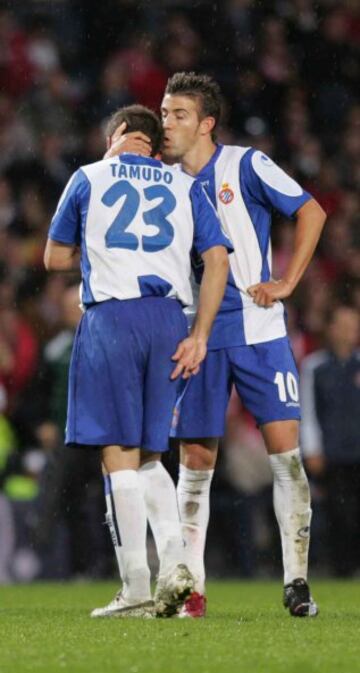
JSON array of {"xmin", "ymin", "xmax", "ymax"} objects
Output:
[
  {"xmin": 110, "ymin": 75, "xmax": 326, "ymax": 618},
  {"xmin": 43, "ymin": 104, "xmax": 231, "ymax": 618},
  {"xmin": 161, "ymin": 73, "xmax": 326, "ymax": 618}
]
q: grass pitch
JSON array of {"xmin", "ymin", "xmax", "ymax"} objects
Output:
[{"xmin": 1, "ymin": 580, "xmax": 360, "ymax": 673}]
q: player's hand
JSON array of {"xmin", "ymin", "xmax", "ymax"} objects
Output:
[
  {"xmin": 247, "ymin": 279, "xmax": 293, "ymax": 308},
  {"xmin": 170, "ymin": 336, "xmax": 207, "ymax": 380},
  {"xmin": 104, "ymin": 122, "xmax": 152, "ymax": 158}
]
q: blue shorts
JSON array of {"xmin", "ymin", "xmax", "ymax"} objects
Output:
[
  {"xmin": 66, "ymin": 297, "xmax": 188, "ymax": 452},
  {"xmin": 174, "ymin": 336, "xmax": 301, "ymax": 438}
]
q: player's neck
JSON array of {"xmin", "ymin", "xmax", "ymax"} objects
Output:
[{"xmin": 180, "ymin": 140, "xmax": 217, "ymax": 177}]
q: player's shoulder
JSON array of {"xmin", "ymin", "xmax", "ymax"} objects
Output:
[
  {"xmin": 221, "ymin": 144, "xmax": 253, "ymax": 163},
  {"xmin": 163, "ymin": 161, "xmax": 196, "ymax": 190},
  {"xmin": 79, "ymin": 157, "xmax": 112, "ymax": 177},
  {"xmin": 221, "ymin": 145, "xmax": 278, "ymax": 170}
]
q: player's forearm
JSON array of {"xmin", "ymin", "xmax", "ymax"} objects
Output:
[
  {"xmin": 191, "ymin": 247, "xmax": 229, "ymax": 341},
  {"xmin": 282, "ymin": 199, "xmax": 326, "ymax": 291}
]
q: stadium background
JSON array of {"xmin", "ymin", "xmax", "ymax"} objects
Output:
[{"xmin": 0, "ymin": 0, "xmax": 359, "ymax": 584}]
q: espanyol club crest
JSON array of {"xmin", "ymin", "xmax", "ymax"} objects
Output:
[{"xmin": 219, "ymin": 183, "xmax": 234, "ymax": 204}]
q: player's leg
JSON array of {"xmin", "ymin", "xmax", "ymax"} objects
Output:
[
  {"xmin": 231, "ymin": 337, "xmax": 317, "ymax": 617},
  {"xmin": 65, "ymin": 300, "xmax": 152, "ymax": 617},
  {"xmin": 141, "ymin": 297, "xmax": 195, "ymax": 616},
  {"xmin": 261, "ymin": 420, "xmax": 317, "ymax": 615},
  {"xmin": 178, "ymin": 438, "xmax": 218, "ymax": 596},
  {"xmin": 139, "ymin": 450, "xmax": 185, "ymax": 579},
  {"xmin": 91, "ymin": 444, "xmax": 153, "ymax": 618},
  {"xmin": 175, "ymin": 349, "xmax": 231, "ymax": 615}
]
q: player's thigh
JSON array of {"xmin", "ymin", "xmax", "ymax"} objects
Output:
[
  {"xmin": 67, "ymin": 300, "xmax": 145, "ymax": 447},
  {"xmin": 230, "ymin": 336, "xmax": 301, "ymax": 430},
  {"xmin": 142, "ymin": 299, "xmax": 188, "ymax": 453},
  {"xmin": 174, "ymin": 349, "xmax": 232, "ymax": 440}
]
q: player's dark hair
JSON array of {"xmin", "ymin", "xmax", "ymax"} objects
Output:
[
  {"xmin": 106, "ymin": 104, "xmax": 163, "ymax": 156},
  {"xmin": 165, "ymin": 72, "xmax": 222, "ymax": 140}
]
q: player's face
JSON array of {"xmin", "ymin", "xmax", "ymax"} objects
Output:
[{"xmin": 160, "ymin": 94, "xmax": 204, "ymax": 160}]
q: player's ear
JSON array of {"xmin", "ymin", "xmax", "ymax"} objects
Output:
[
  {"xmin": 200, "ymin": 116, "xmax": 216, "ymax": 137},
  {"xmin": 106, "ymin": 136, "xmax": 112, "ymax": 150}
]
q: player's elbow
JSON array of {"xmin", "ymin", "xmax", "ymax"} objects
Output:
[{"xmin": 313, "ymin": 200, "xmax": 327, "ymax": 228}]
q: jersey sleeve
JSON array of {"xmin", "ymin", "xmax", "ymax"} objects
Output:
[
  {"xmin": 190, "ymin": 180, "xmax": 233, "ymax": 255},
  {"xmin": 48, "ymin": 169, "xmax": 87, "ymax": 245},
  {"xmin": 242, "ymin": 149, "xmax": 312, "ymax": 218}
]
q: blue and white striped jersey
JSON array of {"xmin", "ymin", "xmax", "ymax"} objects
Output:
[
  {"xmin": 48, "ymin": 153, "xmax": 230, "ymax": 308},
  {"xmin": 191, "ymin": 144, "xmax": 312, "ymax": 348}
]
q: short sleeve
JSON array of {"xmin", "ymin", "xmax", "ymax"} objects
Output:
[
  {"xmin": 48, "ymin": 170, "xmax": 87, "ymax": 245},
  {"xmin": 190, "ymin": 180, "xmax": 233, "ymax": 255},
  {"xmin": 242, "ymin": 150, "xmax": 312, "ymax": 218}
]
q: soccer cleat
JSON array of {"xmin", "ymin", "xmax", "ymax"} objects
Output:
[
  {"xmin": 154, "ymin": 563, "xmax": 195, "ymax": 618},
  {"xmin": 90, "ymin": 591, "xmax": 154, "ymax": 618},
  {"xmin": 177, "ymin": 592, "xmax": 207, "ymax": 618},
  {"xmin": 283, "ymin": 578, "xmax": 319, "ymax": 617}
]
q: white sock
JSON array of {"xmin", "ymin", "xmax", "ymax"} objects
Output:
[
  {"xmin": 177, "ymin": 464, "xmax": 214, "ymax": 594},
  {"xmin": 269, "ymin": 448, "xmax": 312, "ymax": 585},
  {"xmin": 104, "ymin": 470, "xmax": 151, "ymax": 601},
  {"xmin": 138, "ymin": 460, "xmax": 185, "ymax": 578}
]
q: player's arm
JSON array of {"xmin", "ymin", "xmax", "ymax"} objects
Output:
[
  {"xmin": 171, "ymin": 246, "xmax": 229, "ymax": 379},
  {"xmin": 248, "ymin": 198, "xmax": 326, "ymax": 307},
  {"xmin": 192, "ymin": 246, "xmax": 230, "ymax": 344},
  {"xmin": 171, "ymin": 182, "xmax": 232, "ymax": 380},
  {"xmin": 44, "ymin": 239, "xmax": 80, "ymax": 271},
  {"xmin": 104, "ymin": 121, "xmax": 152, "ymax": 158},
  {"xmin": 44, "ymin": 170, "xmax": 84, "ymax": 272}
]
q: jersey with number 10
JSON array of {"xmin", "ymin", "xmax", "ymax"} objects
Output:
[
  {"xmin": 191, "ymin": 144, "xmax": 312, "ymax": 348},
  {"xmin": 49, "ymin": 153, "xmax": 229, "ymax": 307}
]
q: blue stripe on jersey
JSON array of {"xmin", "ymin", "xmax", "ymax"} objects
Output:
[
  {"xmin": 194, "ymin": 144, "xmax": 243, "ymax": 316},
  {"xmin": 78, "ymin": 170, "xmax": 95, "ymax": 305},
  {"xmin": 239, "ymin": 149, "xmax": 271, "ymax": 282},
  {"xmin": 192, "ymin": 144, "xmax": 244, "ymax": 349},
  {"xmin": 138, "ymin": 274, "xmax": 173, "ymax": 298},
  {"xmin": 196, "ymin": 143, "xmax": 223, "ymax": 207}
]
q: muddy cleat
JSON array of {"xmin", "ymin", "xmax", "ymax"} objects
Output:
[
  {"xmin": 155, "ymin": 563, "xmax": 195, "ymax": 618},
  {"xmin": 283, "ymin": 578, "xmax": 319, "ymax": 617},
  {"xmin": 178, "ymin": 592, "xmax": 207, "ymax": 618},
  {"xmin": 91, "ymin": 591, "xmax": 154, "ymax": 618}
]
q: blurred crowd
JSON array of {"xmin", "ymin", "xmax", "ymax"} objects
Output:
[{"xmin": 0, "ymin": 0, "xmax": 359, "ymax": 583}]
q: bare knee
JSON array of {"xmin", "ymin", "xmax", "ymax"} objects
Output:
[
  {"xmin": 261, "ymin": 420, "xmax": 299, "ymax": 455},
  {"xmin": 180, "ymin": 438, "xmax": 218, "ymax": 470},
  {"xmin": 140, "ymin": 450, "xmax": 161, "ymax": 467}
]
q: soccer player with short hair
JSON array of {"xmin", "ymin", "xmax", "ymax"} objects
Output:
[
  {"xmin": 110, "ymin": 74, "xmax": 326, "ymax": 618},
  {"xmin": 160, "ymin": 72, "xmax": 326, "ymax": 617},
  {"xmin": 44, "ymin": 104, "xmax": 231, "ymax": 618}
]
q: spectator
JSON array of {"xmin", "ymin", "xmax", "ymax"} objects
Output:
[{"xmin": 301, "ymin": 305, "xmax": 360, "ymax": 576}]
